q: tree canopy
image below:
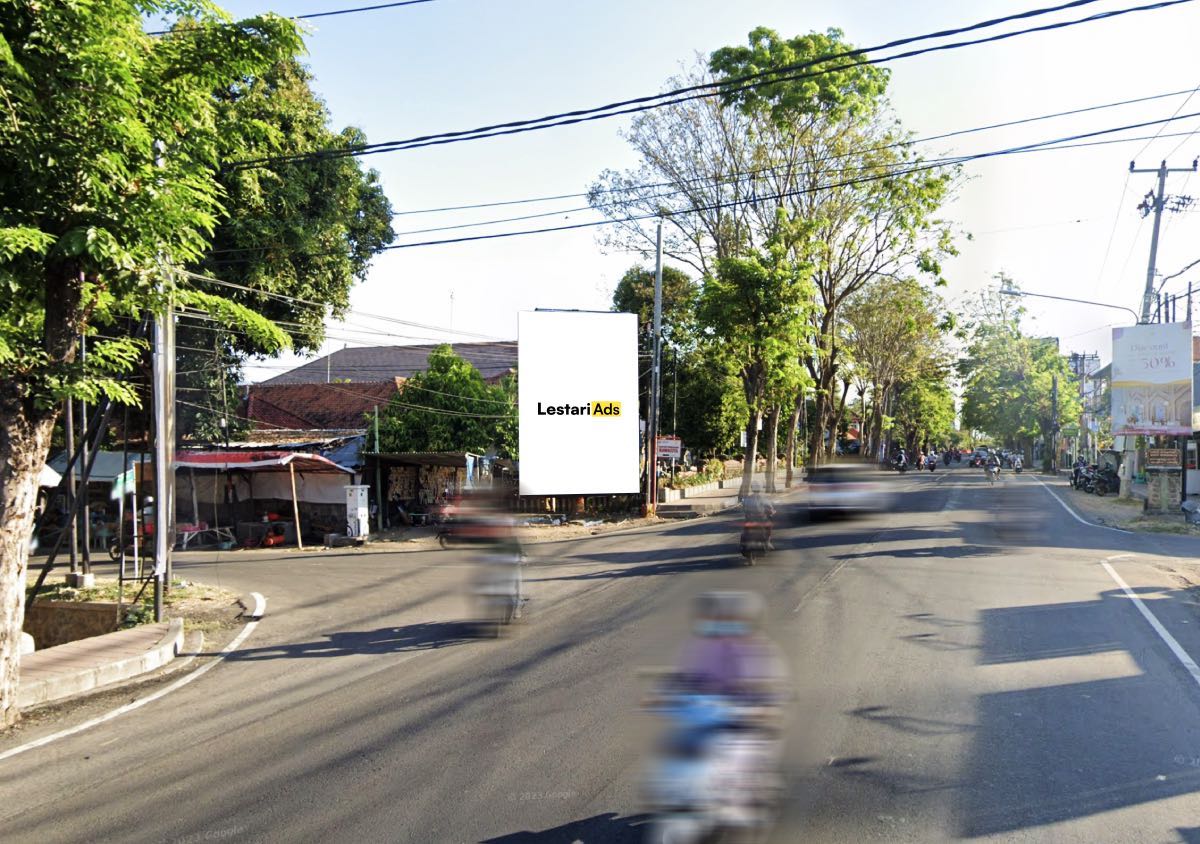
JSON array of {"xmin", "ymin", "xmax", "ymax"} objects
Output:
[
  {"xmin": 959, "ymin": 281, "xmax": 1080, "ymax": 458},
  {"xmin": 0, "ymin": 0, "xmax": 305, "ymax": 727},
  {"xmin": 378, "ymin": 346, "xmax": 516, "ymax": 457}
]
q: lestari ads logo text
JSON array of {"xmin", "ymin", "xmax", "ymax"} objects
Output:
[{"xmin": 536, "ymin": 401, "xmax": 622, "ymax": 417}]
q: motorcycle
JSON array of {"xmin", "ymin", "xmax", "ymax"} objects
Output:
[
  {"xmin": 642, "ymin": 686, "xmax": 782, "ymax": 844},
  {"xmin": 470, "ymin": 553, "xmax": 522, "ymax": 637},
  {"xmin": 1073, "ymin": 464, "xmax": 1096, "ymax": 491},
  {"xmin": 740, "ymin": 521, "xmax": 771, "ymax": 565},
  {"xmin": 943, "ymin": 452, "xmax": 952, "ymax": 466},
  {"xmin": 1092, "ymin": 466, "xmax": 1119, "ymax": 497},
  {"xmin": 926, "ymin": 456, "xmax": 936, "ymax": 472},
  {"xmin": 892, "ymin": 457, "xmax": 909, "ymax": 473}
]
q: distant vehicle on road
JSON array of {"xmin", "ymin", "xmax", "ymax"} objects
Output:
[{"xmin": 804, "ymin": 464, "xmax": 884, "ymax": 519}]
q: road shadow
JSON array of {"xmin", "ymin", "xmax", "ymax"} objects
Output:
[
  {"xmin": 959, "ymin": 584, "xmax": 1200, "ymax": 836},
  {"xmin": 223, "ymin": 621, "xmax": 478, "ymax": 660},
  {"xmin": 528, "ymin": 554, "xmax": 732, "ymax": 581},
  {"xmin": 838, "ymin": 543, "xmax": 1001, "ymax": 562},
  {"xmin": 823, "ymin": 753, "xmax": 965, "ymax": 797},
  {"xmin": 849, "ymin": 705, "xmax": 976, "ymax": 737},
  {"xmin": 1179, "ymin": 828, "xmax": 1200, "ymax": 844},
  {"xmin": 480, "ymin": 812, "xmax": 650, "ymax": 843}
]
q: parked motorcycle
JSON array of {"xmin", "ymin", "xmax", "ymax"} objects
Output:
[
  {"xmin": 740, "ymin": 521, "xmax": 771, "ymax": 565},
  {"xmin": 1073, "ymin": 464, "xmax": 1097, "ymax": 491},
  {"xmin": 1092, "ymin": 466, "xmax": 1119, "ymax": 496}
]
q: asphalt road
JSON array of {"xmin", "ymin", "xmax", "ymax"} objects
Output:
[{"xmin": 4, "ymin": 465, "xmax": 1200, "ymax": 843}]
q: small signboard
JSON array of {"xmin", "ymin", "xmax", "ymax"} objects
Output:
[
  {"xmin": 1147, "ymin": 448, "xmax": 1180, "ymax": 468},
  {"xmin": 656, "ymin": 436, "xmax": 682, "ymax": 460}
]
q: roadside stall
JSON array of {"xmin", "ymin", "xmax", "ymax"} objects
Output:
[{"xmin": 175, "ymin": 451, "xmax": 353, "ymax": 549}]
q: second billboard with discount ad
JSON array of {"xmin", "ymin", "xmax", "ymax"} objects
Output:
[{"xmin": 518, "ymin": 311, "xmax": 640, "ymax": 496}]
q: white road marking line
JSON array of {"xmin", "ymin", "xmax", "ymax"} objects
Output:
[
  {"xmin": 0, "ymin": 610, "xmax": 263, "ymax": 763},
  {"xmin": 1032, "ymin": 475, "xmax": 1129, "ymax": 532},
  {"xmin": 1100, "ymin": 559, "xmax": 1200, "ymax": 692}
]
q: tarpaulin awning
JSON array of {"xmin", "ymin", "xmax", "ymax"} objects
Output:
[
  {"xmin": 175, "ymin": 451, "xmax": 351, "ymax": 474},
  {"xmin": 39, "ymin": 464, "xmax": 61, "ymax": 487},
  {"xmin": 48, "ymin": 451, "xmax": 145, "ymax": 484}
]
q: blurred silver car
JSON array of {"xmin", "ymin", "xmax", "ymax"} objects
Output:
[{"xmin": 804, "ymin": 464, "xmax": 885, "ymax": 518}]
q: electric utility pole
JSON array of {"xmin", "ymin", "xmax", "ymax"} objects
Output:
[
  {"xmin": 1131, "ymin": 159, "xmax": 1198, "ymax": 322},
  {"xmin": 645, "ymin": 220, "xmax": 664, "ymax": 515}
]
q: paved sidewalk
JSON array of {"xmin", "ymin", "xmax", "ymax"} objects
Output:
[
  {"xmin": 656, "ymin": 471, "xmax": 796, "ymax": 517},
  {"xmin": 18, "ymin": 619, "xmax": 183, "ymax": 709}
]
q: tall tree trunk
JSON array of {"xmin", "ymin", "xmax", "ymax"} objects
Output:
[
  {"xmin": 0, "ymin": 396, "xmax": 57, "ymax": 728},
  {"xmin": 784, "ymin": 391, "xmax": 803, "ymax": 487},
  {"xmin": 764, "ymin": 406, "xmax": 781, "ymax": 493},
  {"xmin": 2, "ymin": 264, "xmax": 82, "ymax": 725},
  {"xmin": 739, "ymin": 410, "xmax": 762, "ymax": 499}
]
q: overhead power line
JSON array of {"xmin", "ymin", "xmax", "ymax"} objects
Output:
[
  {"xmin": 230, "ymin": 0, "xmax": 1189, "ymax": 170},
  {"xmin": 386, "ymin": 85, "xmax": 1200, "ymax": 218},
  {"xmin": 379, "ymin": 108, "xmax": 1200, "ymax": 249},
  {"xmin": 148, "ymin": 0, "xmax": 437, "ymax": 36}
]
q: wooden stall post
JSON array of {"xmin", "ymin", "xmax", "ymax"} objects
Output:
[{"xmin": 289, "ymin": 462, "xmax": 304, "ymax": 550}]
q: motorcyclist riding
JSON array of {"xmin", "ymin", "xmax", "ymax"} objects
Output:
[
  {"xmin": 743, "ymin": 483, "xmax": 775, "ymax": 551},
  {"xmin": 985, "ymin": 453, "xmax": 1001, "ymax": 483},
  {"xmin": 643, "ymin": 591, "xmax": 789, "ymax": 841},
  {"xmin": 675, "ymin": 591, "xmax": 787, "ymax": 705}
]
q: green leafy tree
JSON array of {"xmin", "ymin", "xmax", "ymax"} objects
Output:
[
  {"xmin": 959, "ymin": 281, "xmax": 1081, "ymax": 464},
  {"xmin": 710, "ymin": 27, "xmax": 958, "ymax": 468},
  {"xmin": 698, "ymin": 241, "xmax": 813, "ymax": 497},
  {"xmin": 0, "ymin": 0, "xmax": 301, "ymax": 726},
  {"xmin": 177, "ymin": 57, "xmax": 395, "ymax": 442},
  {"xmin": 611, "ymin": 264, "xmax": 698, "ymax": 444},
  {"xmin": 668, "ymin": 343, "xmax": 747, "ymax": 458},
  {"xmin": 378, "ymin": 346, "xmax": 516, "ymax": 457},
  {"xmin": 844, "ymin": 277, "xmax": 951, "ymax": 460}
]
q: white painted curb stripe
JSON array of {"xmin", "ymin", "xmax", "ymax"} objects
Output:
[
  {"xmin": 1032, "ymin": 475, "xmax": 1129, "ymax": 533},
  {"xmin": 0, "ymin": 603, "xmax": 264, "ymax": 763},
  {"xmin": 1100, "ymin": 560, "xmax": 1200, "ymax": 692}
]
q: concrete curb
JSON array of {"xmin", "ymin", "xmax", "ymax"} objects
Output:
[
  {"xmin": 18, "ymin": 618, "xmax": 184, "ymax": 710},
  {"xmin": 239, "ymin": 592, "xmax": 267, "ymax": 620}
]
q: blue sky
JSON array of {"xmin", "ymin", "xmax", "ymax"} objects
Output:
[{"xmin": 175, "ymin": 0, "xmax": 1200, "ymax": 378}]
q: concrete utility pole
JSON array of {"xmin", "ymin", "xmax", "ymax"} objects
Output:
[
  {"xmin": 1131, "ymin": 159, "xmax": 1198, "ymax": 322},
  {"xmin": 645, "ymin": 220, "xmax": 664, "ymax": 515},
  {"xmin": 1121, "ymin": 159, "xmax": 1196, "ymax": 498},
  {"xmin": 1051, "ymin": 373, "xmax": 1059, "ymax": 474},
  {"xmin": 152, "ymin": 276, "xmax": 176, "ymax": 622}
]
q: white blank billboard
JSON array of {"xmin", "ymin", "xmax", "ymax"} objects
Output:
[{"xmin": 519, "ymin": 311, "xmax": 639, "ymax": 495}]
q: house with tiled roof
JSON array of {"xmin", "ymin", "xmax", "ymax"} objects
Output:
[
  {"xmin": 244, "ymin": 380, "xmax": 402, "ymax": 431},
  {"xmin": 259, "ymin": 341, "xmax": 516, "ymax": 386}
]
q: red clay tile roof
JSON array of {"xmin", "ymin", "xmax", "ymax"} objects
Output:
[
  {"xmin": 244, "ymin": 381, "xmax": 401, "ymax": 431},
  {"xmin": 261, "ymin": 341, "xmax": 517, "ymax": 385}
]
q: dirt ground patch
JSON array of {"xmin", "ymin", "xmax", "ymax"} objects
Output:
[
  {"xmin": 1057, "ymin": 482, "xmax": 1200, "ymax": 535},
  {"xmin": 26, "ymin": 575, "xmax": 246, "ymax": 634}
]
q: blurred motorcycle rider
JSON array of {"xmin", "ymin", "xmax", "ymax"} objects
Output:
[
  {"xmin": 461, "ymin": 488, "xmax": 525, "ymax": 621},
  {"xmin": 743, "ymin": 483, "xmax": 776, "ymax": 551},
  {"xmin": 676, "ymin": 591, "xmax": 787, "ymax": 707},
  {"xmin": 986, "ymin": 452, "xmax": 1001, "ymax": 479}
]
